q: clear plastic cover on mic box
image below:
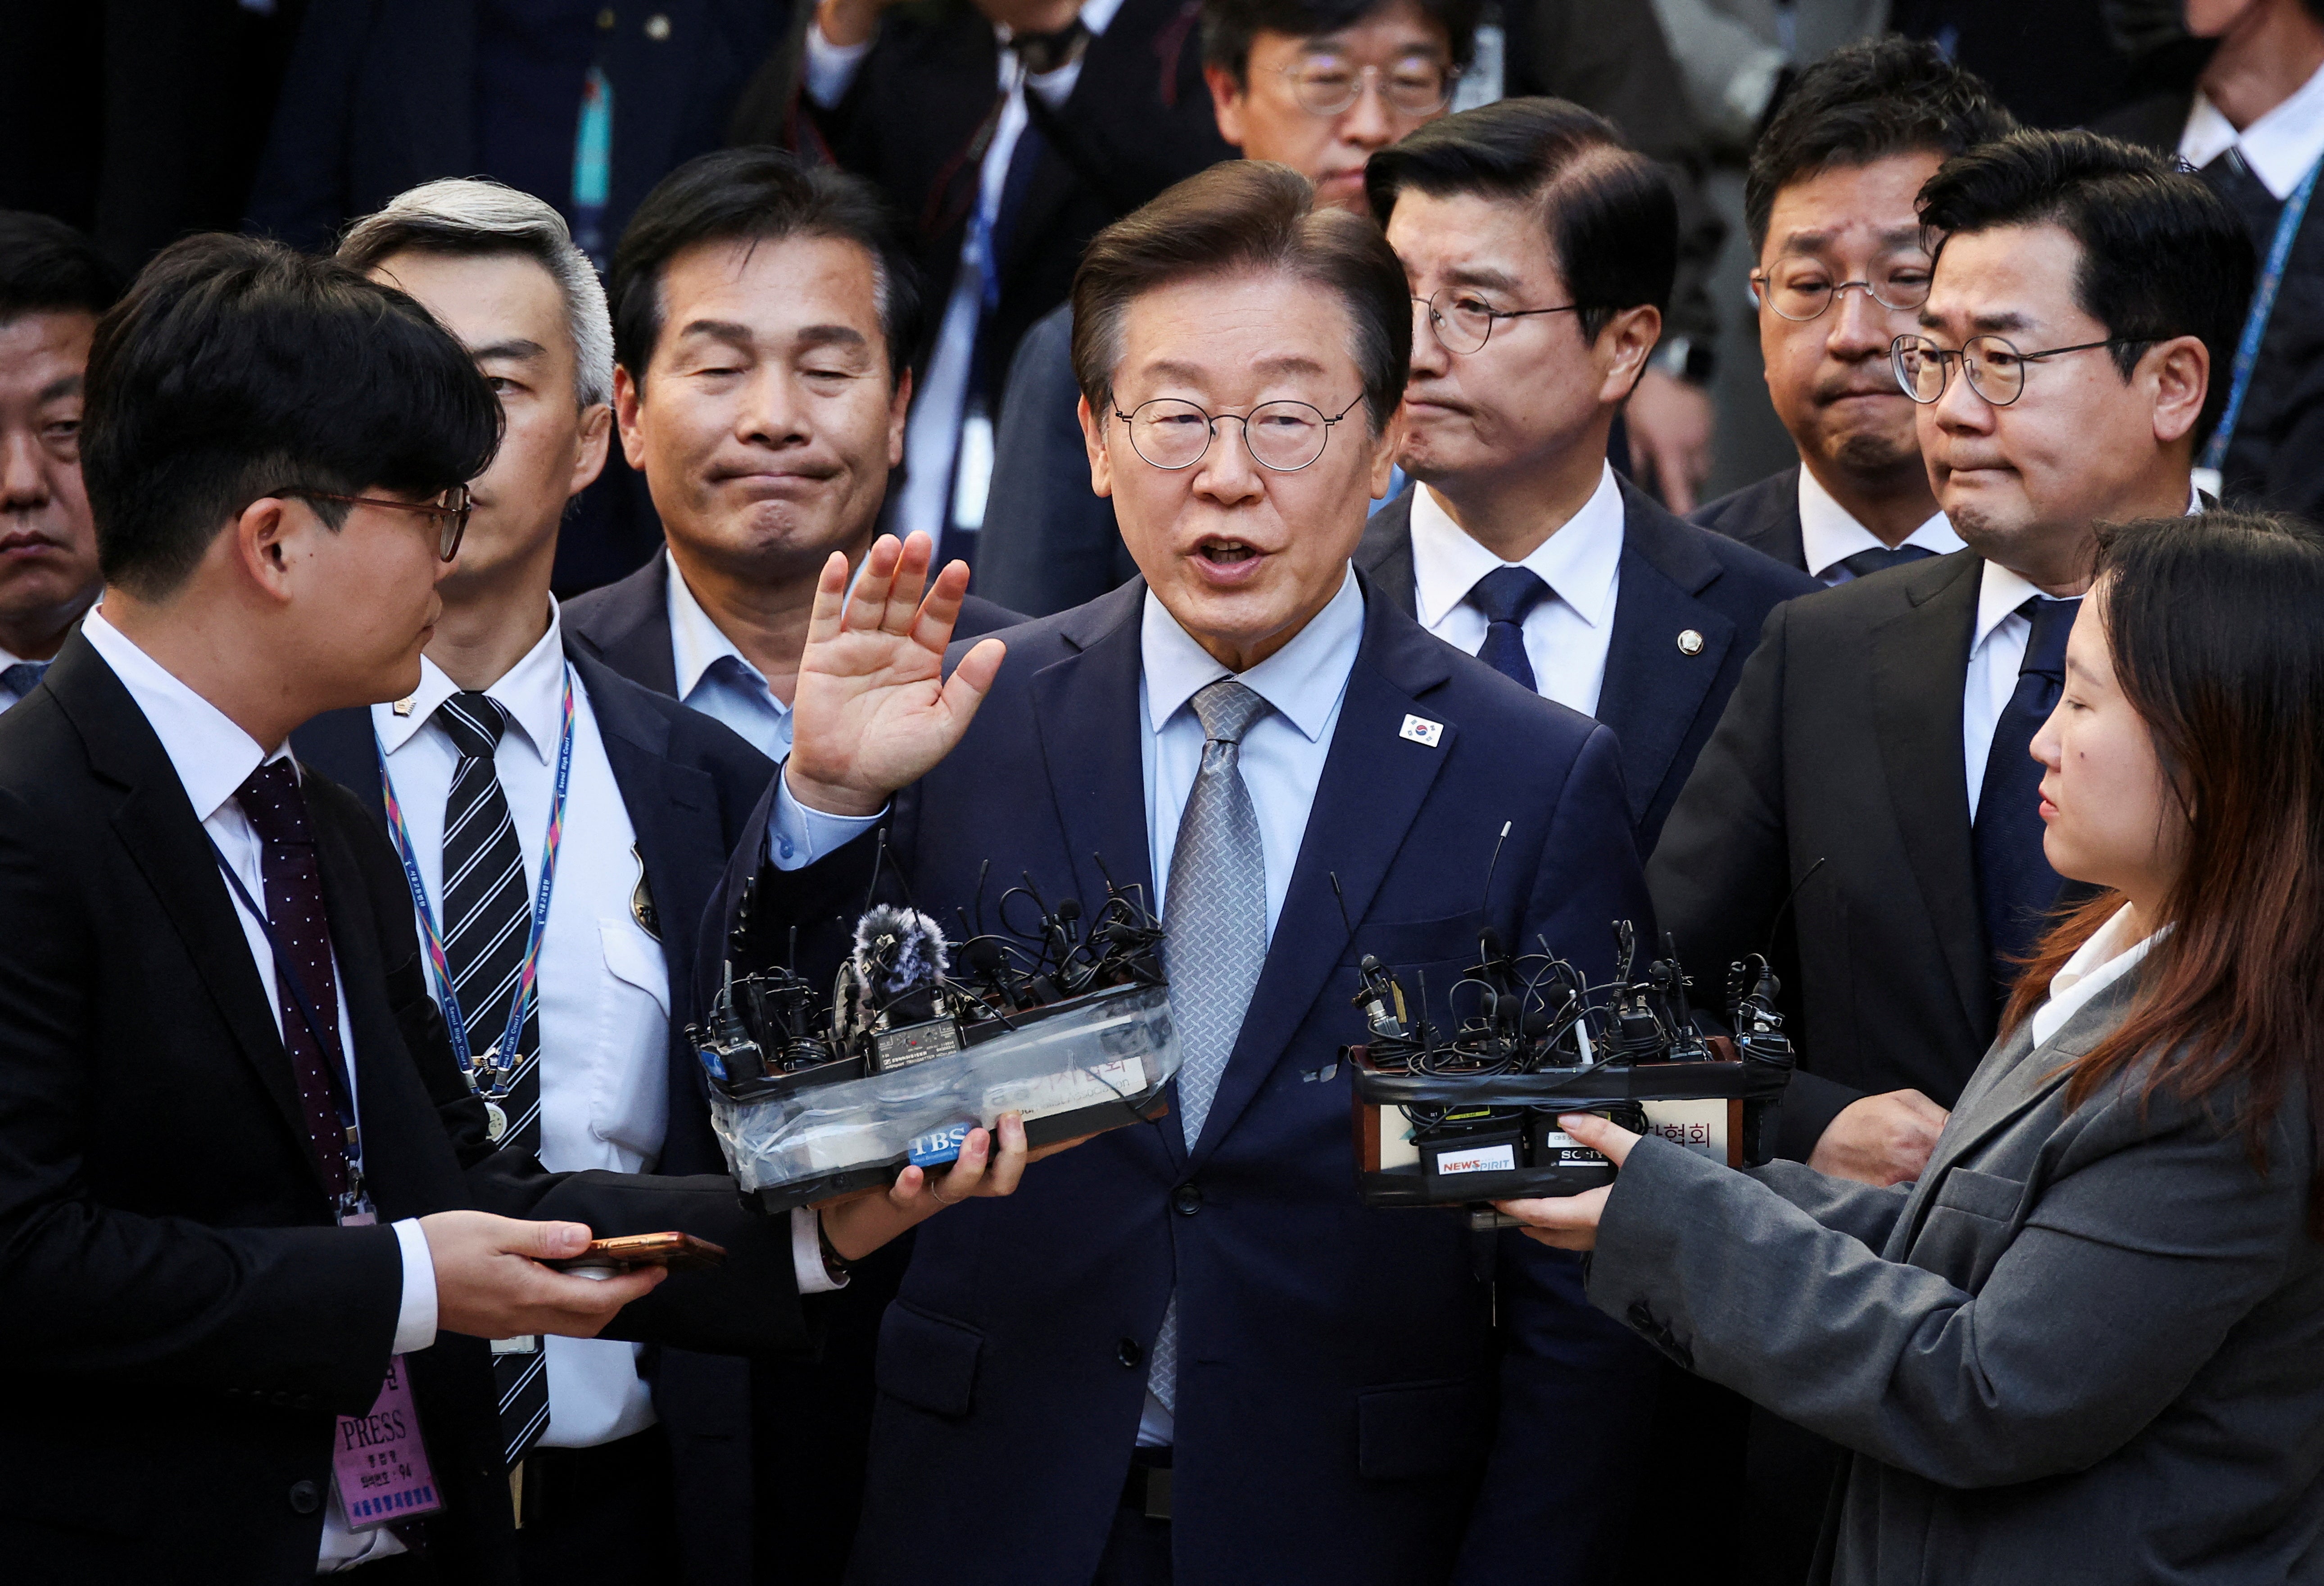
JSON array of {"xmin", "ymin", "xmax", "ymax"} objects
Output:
[{"xmin": 708, "ymin": 982, "xmax": 1181, "ymax": 1213}]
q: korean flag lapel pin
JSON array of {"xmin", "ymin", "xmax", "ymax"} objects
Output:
[{"xmin": 1400, "ymin": 713, "xmax": 1444, "ymax": 748}]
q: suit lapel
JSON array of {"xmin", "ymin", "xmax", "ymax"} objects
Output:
[
  {"xmin": 1187, "ymin": 585, "xmax": 1454, "ymax": 1167},
  {"xmin": 1029, "ymin": 582, "xmax": 1157, "ymax": 928},
  {"xmin": 1595, "ymin": 487, "xmax": 1733, "ymax": 832},
  {"xmin": 572, "ymin": 556, "xmax": 681, "ymax": 696},
  {"xmin": 45, "ymin": 640, "xmax": 330, "ymax": 1199},
  {"xmin": 1868, "ymin": 552, "xmax": 1988, "ymax": 1036},
  {"xmin": 1352, "ymin": 487, "xmax": 1419, "ymax": 617}
]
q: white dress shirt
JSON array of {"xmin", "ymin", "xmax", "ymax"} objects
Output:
[
  {"xmin": 78, "ymin": 609, "xmax": 435, "ymax": 1573},
  {"xmin": 2180, "ymin": 60, "xmax": 2324, "ymax": 200},
  {"xmin": 1795, "ymin": 464, "xmax": 1963, "ymax": 585},
  {"xmin": 377, "ymin": 603, "xmax": 841, "ymax": 1450},
  {"xmin": 804, "ymin": 0, "xmax": 1129, "ymax": 544},
  {"xmin": 2028, "ymin": 904, "xmax": 2159, "ymax": 1049},
  {"xmin": 1408, "ymin": 462, "xmax": 1625, "ymax": 717},
  {"xmin": 666, "ymin": 547, "xmax": 794, "ymax": 763},
  {"xmin": 770, "ymin": 569, "xmax": 1368, "ymax": 1447}
]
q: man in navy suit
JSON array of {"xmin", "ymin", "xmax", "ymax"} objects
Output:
[
  {"xmin": 565, "ymin": 152, "xmax": 1019, "ymax": 759},
  {"xmin": 708, "ymin": 161, "xmax": 1666, "ymax": 1585},
  {"xmin": 290, "ymin": 179, "xmax": 1006, "ymax": 1586},
  {"xmin": 1689, "ymin": 39, "xmax": 2009, "ymax": 585},
  {"xmin": 1355, "ymin": 99, "xmax": 1815, "ymax": 855}
]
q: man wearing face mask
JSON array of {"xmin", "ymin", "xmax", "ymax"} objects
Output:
[
  {"xmin": 2100, "ymin": 0, "xmax": 2324, "ymax": 523},
  {"xmin": 976, "ymin": 0, "xmax": 1479, "ymax": 616},
  {"xmin": 1692, "ymin": 39, "xmax": 2012, "ymax": 584}
]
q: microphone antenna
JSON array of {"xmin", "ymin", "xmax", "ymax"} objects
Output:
[
  {"xmin": 1329, "ymin": 870, "xmax": 1356, "ymax": 949},
  {"xmin": 1478, "ymin": 819, "xmax": 1512, "ymax": 915},
  {"xmin": 972, "ymin": 859, "xmax": 992, "ymax": 936}
]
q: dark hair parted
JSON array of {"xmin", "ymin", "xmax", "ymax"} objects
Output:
[
  {"xmin": 1917, "ymin": 129, "xmax": 2254, "ymax": 448},
  {"xmin": 1366, "ymin": 96, "xmax": 1675, "ymax": 340},
  {"xmin": 1070, "ymin": 160, "xmax": 1410, "ymax": 432},
  {"xmin": 611, "ymin": 148, "xmax": 920, "ymax": 381},
  {"xmin": 2001, "ymin": 512, "xmax": 2324, "ymax": 1236},
  {"xmin": 81, "ymin": 233, "xmax": 501, "ymax": 600},
  {"xmin": 1744, "ymin": 36, "xmax": 2015, "ymax": 257},
  {"xmin": 1200, "ymin": 0, "xmax": 1481, "ymax": 82},
  {"xmin": 0, "ymin": 209, "xmax": 124, "ymax": 324}
]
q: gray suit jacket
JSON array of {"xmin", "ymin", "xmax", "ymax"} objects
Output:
[{"xmin": 1589, "ymin": 967, "xmax": 2324, "ymax": 1585}]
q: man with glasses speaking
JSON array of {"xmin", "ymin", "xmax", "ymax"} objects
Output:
[
  {"xmin": 706, "ymin": 159, "xmax": 1665, "ymax": 1585},
  {"xmin": 1652, "ymin": 129, "xmax": 2249, "ymax": 1193}
]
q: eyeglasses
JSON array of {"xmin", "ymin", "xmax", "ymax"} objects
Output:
[
  {"xmin": 1112, "ymin": 396, "xmax": 1362, "ymax": 473},
  {"xmin": 264, "ymin": 485, "xmax": 474, "ymax": 561},
  {"xmin": 1752, "ymin": 256, "xmax": 1932, "ymax": 323},
  {"xmin": 1277, "ymin": 56, "xmax": 1458, "ymax": 118},
  {"xmin": 1889, "ymin": 333, "xmax": 2152, "ymax": 407},
  {"xmin": 1413, "ymin": 291, "xmax": 1581, "ymax": 355}
]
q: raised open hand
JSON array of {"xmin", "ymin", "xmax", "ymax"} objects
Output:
[{"xmin": 784, "ymin": 532, "xmax": 1008, "ymax": 817}]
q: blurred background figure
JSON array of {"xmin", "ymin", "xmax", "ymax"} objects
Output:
[{"xmin": 0, "ymin": 212, "xmax": 119, "ymax": 715}]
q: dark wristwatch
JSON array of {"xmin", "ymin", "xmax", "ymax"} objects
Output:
[{"xmin": 816, "ymin": 1215, "xmax": 852, "ymax": 1284}]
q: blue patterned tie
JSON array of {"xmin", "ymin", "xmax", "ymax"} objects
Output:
[
  {"xmin": 1148, "ymin": 678, "xmax": 1272, "ymax": 1417},
  {"xmin": 1467, "ymin": 566, "xmax": 1550, "ymax": 691},
  {"xmin": 1973, "ymin": 596, "xmax": 2082, "ymax": 1008},
  {"xmin": 0, "ymin": 659, "xmax": 49, "ymax": 709}
]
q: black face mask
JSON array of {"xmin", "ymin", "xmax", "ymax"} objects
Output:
[{"xmin": 2101, "ymin": 0, "xmax": 2190, "ymax": 58}]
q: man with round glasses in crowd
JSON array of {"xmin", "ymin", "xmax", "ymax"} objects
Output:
[
  {"xmin": 1353, "ymin": 96, "xmax": 1813, "ymax": 857},
  {"xmin": 699, "ymin": 158, "xmax": 1667, "ymax": 1585},
  {"xmin": 1692, "ymin": 39, "xmax": 2013, "ymax": 588}
]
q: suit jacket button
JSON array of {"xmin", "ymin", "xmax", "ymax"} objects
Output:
[
  {"xmin": 288, "ymin": 1479, "xmax": 322, "ymax": 1515},
  {"xmin": 1677, "ymin": 629, "xmax": 1705, "ymax": 656},
  {"xmin": 1116, "ymin": 1337, "xmax": 1142, "ymax": 1368},
  {"xmin": 1171, "ymin": 1184, "xmax": 1202, "ymax": 1216}
]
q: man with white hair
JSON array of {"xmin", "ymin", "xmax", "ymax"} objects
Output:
[{"xmin": 292, "ymin": 178, "xmax": 991, "ymax": 1586}]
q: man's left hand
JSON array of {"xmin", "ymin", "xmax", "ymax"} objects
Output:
[
  {"xmin": 815, "ymin": 1112, "xmax": 1093, "ymax": 1261},
  {"xmin": 1626, "ymin": 368, "xmax": 1715, "ymax": 514},
  {"xmin": 1491, "ymin": 1112, "xmax": 1644, "ymax": 1253}
]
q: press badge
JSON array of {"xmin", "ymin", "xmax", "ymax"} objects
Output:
[{"xmin": 333, "ymin": 1213, "xmax": 444, "ymax": 1528}]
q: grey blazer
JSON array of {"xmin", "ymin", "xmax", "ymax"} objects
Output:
[{"xmin": 1589, "ymin": 967, "xmax": 2324, "ymax": 1585}]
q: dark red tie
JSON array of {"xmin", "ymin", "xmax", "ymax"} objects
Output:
[{"xmin": 236, "ymin": 759, "xmax": 353, "ymax": 1200}]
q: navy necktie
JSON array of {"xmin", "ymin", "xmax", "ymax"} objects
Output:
[
  {"xmin": 235, "ymin": 760, "xmax": 354, "ymax": 1204},
  {"xmin": 0, "ymin": 659, "xmax": 50, "ymax": 709},
  {"xmin": 1831, "ymin": 544, "xmax": 1938, "ymax": 584},
  {"xmin": 1972, "ymin": 596, "xmax": 2082, "ymax": 1007},
  {"xmin": 1467, "ymin": 566, "xmax": 1552, "ymax": 693}
]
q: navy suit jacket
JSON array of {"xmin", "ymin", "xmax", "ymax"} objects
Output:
[
  {"xmin": 1357, "ymin": 478, "xmax": 1816, "ymax": 854},
  {"xmin": 562, "ymin": 550, "xmax": 1023, "ymax": 698},
  {"xmin": 1689, "ymin": 465, "xmax": 1808, "ymax": 576},
  {"xmin": 291, "ymin": 646, "xmax": 786, "ymax": 1586},
  {"xmin": 702, "ymin": 577, "xmax": 1668, "ymax": 1586}
]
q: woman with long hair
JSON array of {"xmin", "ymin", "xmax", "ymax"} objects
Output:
[{"xmin": 1501, "ymin": 510, "xmax": 2324, "ymax": 1584}]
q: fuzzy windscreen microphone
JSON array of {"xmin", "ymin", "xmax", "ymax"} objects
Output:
[{"xmin": 851, "ymin": 906, "xmax": 951, "ymax": 1004}]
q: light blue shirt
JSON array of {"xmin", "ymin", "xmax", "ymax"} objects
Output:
[{"xmin": 665, "ymin": 547, "xmax": 795, "ymax": 763}]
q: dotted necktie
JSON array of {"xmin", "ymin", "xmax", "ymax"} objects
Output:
[
  {"xmin": 1973, "ymin": 597, "xmax": 2082, "ymax": 1008},
  {"xmin": 235, "ymin": 759, "xmax": 355, "ymax": 1204},
  {"xmin": 434, "ymin": 692, "xmax": 551, "ymax": 1465},
  {"xmin": 0, "ymin": 659, "xmax": 49, "ymax": 709},
  {"xmin": 1148, "ymin": 678, "xmax": 1273, "ymax": 1417},
  {"xmin": 1830, "ymin": 544, "xmax": 1938, "ymax": 585},
  {"xmin": 1466, "ymin": 565, "xmax": 1552, "ymax": 692}
]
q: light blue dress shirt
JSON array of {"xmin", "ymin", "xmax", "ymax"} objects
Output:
[{"xmin": 665, "ymin": 547, "xmax": 796, "ymax": 763}]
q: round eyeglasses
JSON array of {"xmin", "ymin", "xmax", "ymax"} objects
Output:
[
  {"xmin": 1889, "ymin": 333, "xmax": 2152, "ymax": 408},
  {"xmin": 1751, "ymin": 257, "xmax": 1931, "ymax": 323},
  {"xmin": 1112, "ymin": 396, "xmax": 1363, "ymax": 473},
  {"xmin": 263, "ymin": 484, "xmax": 474, "ymax": 561},
  {"xmin": 1413, "ymin": 291, "xmax": 1581, "ymax": 355},
  {"xmin": 1277, "ymin": 56, "xmax": 1458, "ymax": 118}
]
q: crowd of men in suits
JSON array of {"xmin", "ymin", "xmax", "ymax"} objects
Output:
[{"xmin": 0, "ymin": 1, "xmax": 2308, "ymax": 1582}]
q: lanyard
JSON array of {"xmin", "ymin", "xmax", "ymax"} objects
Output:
[
  {"xmin": 375, "ymin": 667, "xmax": 576, "ymax": 1104},
  {"xmin": 208, "ymin": 836, "xmax": 368, "ymax": 1213},
  {"xmin": 2202, "ymin": 152, "xmax": 2324, "ymax": 473}
]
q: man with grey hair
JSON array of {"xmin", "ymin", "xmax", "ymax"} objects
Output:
[{"xmin": 294, "ymin": 177, "xmax": 994, "ymax": 1586}]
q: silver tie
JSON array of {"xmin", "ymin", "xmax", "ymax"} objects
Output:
[{"xmin": 1149, "ymin": 677, "xmax": 1272, "ymax": 1415}]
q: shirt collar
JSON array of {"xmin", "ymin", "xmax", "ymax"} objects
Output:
[
  {"xmin": 1142, "ymin": 564, "xmax": 1364, "ymax": 743},
  {"xmin": 1794, "ymin": 464, "xmax": 1963, "ymax": 579},
  {"xmin": 2181, "ymin": 61, "xmax": 2324, "ymax": 201},
  {"xmin": 1408, "ymin": 461, "xmax": 1626, "ymax": 631},
  {"xmin": 375, "ymin": 596, "xmax": 567, "ymax": 763},
  {"xmin": 997, "ymin": 0, "xmax": 1124, "ymax": 44},
  {"xmin": 665, "ymin": 546, "xmax": 784, "ymax": 713},
  {"xmin": 79, "ymin": 605, "xmax": 285, "ymax": 823},
  {"xmin": 1971, "ymin": 479, "xmax": 2198, "ymax": 650}
]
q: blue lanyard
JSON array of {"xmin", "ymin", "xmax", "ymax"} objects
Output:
[
  {"xmin": 2202, "ymin": 153, "xmax": 2324, "ymax": 473},
  {"xmin": 373, "ymin": 668, "xmax": 576, "ymax": 1099},
  {"xmin": 208, "ymin": 836, "xmax": 367, "ymax": 1211}
]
